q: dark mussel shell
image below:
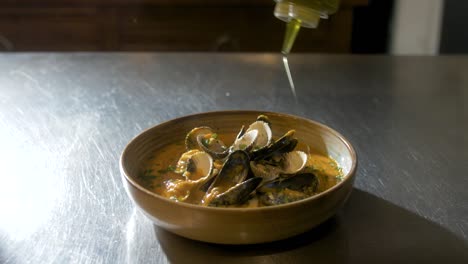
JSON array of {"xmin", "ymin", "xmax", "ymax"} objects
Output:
[
  {"xmin": 207, "ymin": 150, "xmax": 250, "ymax": 195},
  {"xmin": 209, "ymin": 177, "xmax": 262, "ymax": 206},
  {"xmin": 235, "ymin": 125, "xmax": 246, "ymax": 141},
  {"xmin": 257, "ymin": 173, "xmax": 318, "ymax": 206},
  {"xmin": 251, "ymin": 130, "xmax": 297, "ymax": 161}
]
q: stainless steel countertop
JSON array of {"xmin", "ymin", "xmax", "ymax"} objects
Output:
[{"xmin": 0, "ymin": 53, "xmax": 467, "ymax": 263}]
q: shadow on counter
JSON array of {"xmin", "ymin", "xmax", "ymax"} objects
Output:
[{"xmin": 154, "ymin": 189, "xmax": 468, "ymax": 264}]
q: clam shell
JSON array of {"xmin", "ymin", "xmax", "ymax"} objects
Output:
[
  {"xmin": 282, "ymin": 151, "xmax": 308, "ymax": 174},
  {"xmin": 184, "ymin": 151, "xmax": 214, "ymax": 183},
  {"xmin": 197, "ymin": 134, "xmax": 229, "ymax": 159},
  {"xmin": 246, "ymin": 121, "xmax": 272, "ymax": 150},
  {"xmin": 231, "ymin": 129, "xmax": 258, "ymax": 152},
  {"xmin": 185, "ymin": 126, "xmax": 214, "ymax": 150}
]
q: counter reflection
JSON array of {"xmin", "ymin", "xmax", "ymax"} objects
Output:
[{"xmin": 0, "ymin": 126, "xmax": 63, "ymax": 241}]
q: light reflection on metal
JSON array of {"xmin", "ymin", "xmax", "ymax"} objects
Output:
[{"xmin": 0, "ymin": 126, "xmax": 62, "ymax": 241}]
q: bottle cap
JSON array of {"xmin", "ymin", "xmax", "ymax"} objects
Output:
[{"xmin": 274, "ymin": 1, "xmax": 321, "ymax": 28}]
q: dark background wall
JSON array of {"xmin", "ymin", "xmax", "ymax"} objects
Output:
[
  {"xmin": 0, "ymin": 0, "xmax": 368, "ymax": 52},
  {"xmin": 0, "ymin": 0, "xmax": 464, "ymax": 54},
  {"xmin": 439, "ymin": 0, "xmax": 468, "ymax": 54},
  {"xmin": 351, "ymin": 0, "xmax": 393, "ymax": 54}
]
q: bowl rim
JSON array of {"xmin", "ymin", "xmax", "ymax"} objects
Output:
[{"xmin": 120, "ymin": 110, "xmax": 357, "ymax": 212}]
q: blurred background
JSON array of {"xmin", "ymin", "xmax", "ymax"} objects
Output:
[{"xmin": 0, "ymin": 0, "xmax": 465, "ymax": 54}]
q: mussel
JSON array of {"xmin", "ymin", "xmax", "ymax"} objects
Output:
[
  {"xmin": 257, "ymin": 173, "xmax": 319, "ymax": 206},
  {"xmin": 184, "ymin": 116, "xmax": 273, "ymax": 160},
  {"xmin": 209, "ymin": 177, "xmax": 262, "ymax": 206},
  {"xmin": 250, "ymin": 150, "xmax": 308, "ymax": 183},
  {"xmin": 173, "ymin": 115, "xmax": 322, "ymax": 207},
  {"xmin": 204, "ymin": 150, "xmax": 262, "ymax": 206},
  {"xmin": 251, "ymin": 130, "xmax": 298, "ymax": 161}
]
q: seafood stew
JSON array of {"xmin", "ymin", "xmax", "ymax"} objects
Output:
[{"xmin": 139, "ymin": 115, "xmax": 343, "ymax": 207}]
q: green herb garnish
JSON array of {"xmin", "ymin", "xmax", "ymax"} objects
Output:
[
  {"xmin": 335, "ymin": 174, "xmax": 344, "ymax": 180},
  {"xmin": 138, "ymin": 169, "xmax": 159, "ymax": 188},
  {"xmin": 157, "ymin": 165, "xmax": 176, "ymax": 174}
]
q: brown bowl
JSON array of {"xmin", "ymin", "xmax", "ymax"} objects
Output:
[{"xmin": 120, "ymin": 110, "xmax": 357, "ymax": 244}]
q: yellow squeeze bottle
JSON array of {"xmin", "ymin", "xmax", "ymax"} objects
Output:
[{"xmin": 274, "ymin": 0, "xmax": 341, "ymax": 55}]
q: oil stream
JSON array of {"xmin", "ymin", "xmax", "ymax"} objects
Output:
[
  {"xmin": 282, "ymin": 56, "xmax": 297, "ymax": 100},
  {"xmin": 281, "ymin": 18, "xmax": 302, "ymax": 100}
]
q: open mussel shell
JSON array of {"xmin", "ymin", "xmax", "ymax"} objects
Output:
[
  {"xmin": 205, "ymin": 150, "xmax": 254, "ymax": 205},
  {"xmin": 251, "ymin": 130, "xmax": 298, "ymax": 161},
  {"xmin": 259, "ymin": 172, "xmax": 318, "ymax": 192},
  {"xmin": 249, "ymin": 150, "xmax": 307, "ymax": 183},
  {"xmin": 207, "ymin": 150, "xmax": 250, "ymax": 193},
  {"xmin": 209, "ymin": 177, "xmax": 262, "ymax": 206},
  {"xmin": 249, "ymin": 161, "xmax": 282, "ymax": 183},
  {"xmin": 257, "ymin": 173, "xmax": 318, "ymax": 206}
]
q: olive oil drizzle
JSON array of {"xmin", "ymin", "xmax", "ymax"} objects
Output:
[
  {"xmin": 282, "ymin": 55, "xmax": 297, "ymax": 100},
  {"xmin": 282, "ymin": 18, "xmax": 302, "ymax": 100}
]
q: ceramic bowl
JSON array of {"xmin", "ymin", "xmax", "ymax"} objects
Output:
[{"xmin": 120, "ymin": 110, "xmax": 357, "ymax": 244}]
